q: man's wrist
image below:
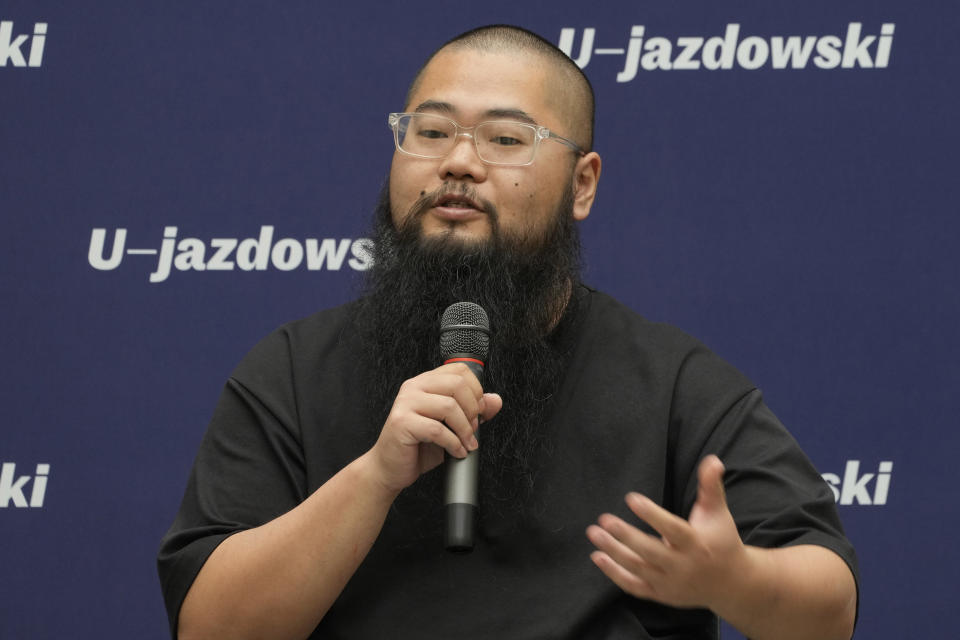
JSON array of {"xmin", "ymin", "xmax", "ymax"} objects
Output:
[
  {"xmin": 707, "ymin": 544, "xmax": 774, "ymax": 624},
  {"xmin": 352, "ymin": 451, "xmax": 404, "ymax": 504}
]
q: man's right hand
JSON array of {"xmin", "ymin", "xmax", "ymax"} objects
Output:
[
  {"xmin": 178, "ymin": 362, "xmax": 503, "ymax": 640},
  {"xmin": 367, "ymin": 362, "xmax": 503, "ymax": 494}
]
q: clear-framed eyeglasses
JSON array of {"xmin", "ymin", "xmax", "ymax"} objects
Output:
[{"xmin": 387, "ymin": 112, "xmax": 585, "ymax": 167}]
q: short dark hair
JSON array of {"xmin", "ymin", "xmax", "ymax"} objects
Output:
[{"xmin": 404, "ymin": 25, "xmax": 596, "ymax": 151}]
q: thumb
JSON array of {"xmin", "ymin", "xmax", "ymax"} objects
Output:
[
  {"xmin": 696, "ymin": 455, "xmax": 727, "ymax": 512},
  {"xmin": 479, "ymin": 392, "xmax": 503, "ymax": 422}
]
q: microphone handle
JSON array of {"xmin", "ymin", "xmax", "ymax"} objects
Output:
[{"xmin": 443, "ymin": 355, "xmax": 483, "ymax": 552}]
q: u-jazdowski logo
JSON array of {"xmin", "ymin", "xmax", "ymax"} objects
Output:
[
  {"xmin": 559, "ymin": 22, "xmax": 894, "ymax": 82},
  {"xmin": 0, "ymin": 21, "xmax": 47, "ymax": 67},
  {"xmin": 821, "ymin": 460, "xmax": 892, "ymax": 506},
  {"xmin": 89, "ymin": 226, "xmax": 374, "ymax": 283},
  {"xmin": 0, "ymin": 463, "xmax": 49, "ymax": 508}
]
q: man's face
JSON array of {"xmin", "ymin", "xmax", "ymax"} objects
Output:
[{"xmin": 389, "ymin": 48, "xmax": 583, "ymax": 247}]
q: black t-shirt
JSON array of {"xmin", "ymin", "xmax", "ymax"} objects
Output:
[{"xmin": 158, "ymin": 287, "xmax": 858, "ymax": 639}]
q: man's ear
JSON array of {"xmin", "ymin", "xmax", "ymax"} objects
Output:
[{"xmin": 572, "ymin": 151, "xmax": 602, "ymax": 221}]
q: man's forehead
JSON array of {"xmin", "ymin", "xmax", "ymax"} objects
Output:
[
  {"xmin": 411, "ymin": 99, "xmax": 540, "ymax": 126},
  {"xmin": 405, "ymin": 48, "xmax": 560, "ymax": 124}
]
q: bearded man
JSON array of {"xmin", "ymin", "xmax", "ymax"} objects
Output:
[{"xmin": 159, "ymin": 25, "xmax": 858, "ymax": 640}]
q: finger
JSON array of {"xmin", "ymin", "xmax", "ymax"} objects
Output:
[
  {"xmin": 625, "ymin": 493, "xmax": 695, "ymax": 550},
  {"xmin": 402, "ymin": 414, "xmax": 469, "ymax": 459},
  {"xmin": 408, "ymin": 392, "xmax": 477, "ymax": 451},
  {"xmin": 436, "ymin": 362, "xmax": 484, "ymax": 398},
  {"xmin": 696, "ymin": 455, "xmax": 727, "ymax": 511},
  {"xmin": 414, "ymin": 370, "xmax": 483, "ymax": 429},
  {"xmin": 595, "ymin": 513, "xmax": 672, "ymax": 571},
  {"xmin": 479, "ymin": 392, "xmax": 503, "ymax": 422},
  {"xmin": 449, "ymin": 383, "xmax": 481, "ymax": 428},
  {"xmin": 589, "ymin": 550, "xmax": 657, "ymax": 601},
  {"xmin": 413, "ymin": 370, "xmax": 483, "ymax": 406},
  {"xmin": 586, "ymin": 523, "xmax": 662, "ymax": 579}
]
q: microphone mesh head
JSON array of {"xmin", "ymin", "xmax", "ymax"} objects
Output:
[{"xmin": 440, "ymin": 302, "xmax": 490, "ymax": 360}]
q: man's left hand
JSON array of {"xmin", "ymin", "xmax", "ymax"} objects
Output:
[{"xmin": 586, "ymin": 455, "xmax": 747, "ymax": 610}]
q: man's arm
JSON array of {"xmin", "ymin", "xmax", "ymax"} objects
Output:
[
  {"xmin": 586, "ymin": 455, "xmax": 857, "ymax": 640},
  {"xmin": 177, "ymin": 363, "xmax": 502, "ymax": 640}
]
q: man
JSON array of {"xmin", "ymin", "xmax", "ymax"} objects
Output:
[{"xmin": 159, "ymin": 25, "xmax": 858, "ymax": 640}]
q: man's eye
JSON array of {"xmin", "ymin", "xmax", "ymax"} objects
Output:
[
  {"xmin": 417, "ymin": 129, "xmax": 448, "ymax": 139},
  {"xmin": 491, "ymin": 136, "xmax": 522, "ymax": 146}
]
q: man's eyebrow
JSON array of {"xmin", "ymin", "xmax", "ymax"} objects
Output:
[
  {"xmin": 483, "ymin": 108, "xmax": 538, "ymax": 125},
  {"xmin": 412, "ymin": 101, "xmax": 539, "ymax": 126},
  {"xmin": 413, "ymin": 100, "xmax": 456, "ymax": 115}
]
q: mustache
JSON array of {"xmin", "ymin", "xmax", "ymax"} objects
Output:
[{"xmin": 403, "ymin": 182, "xmax": 500, "ymax": 228}]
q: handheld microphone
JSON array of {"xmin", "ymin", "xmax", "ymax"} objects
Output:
[{"xmin": 439, "ymin": 302, "xmax": 490, "ymax": 552}]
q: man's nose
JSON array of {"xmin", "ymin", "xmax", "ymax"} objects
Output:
[{"xmin": 437, "ymin": 132, "xmax": 488, "ymax": 181}]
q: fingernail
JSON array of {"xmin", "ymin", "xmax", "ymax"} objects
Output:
[{"xmin": 468, "ymin": 436, "xmax": 479, "ymax": 451}]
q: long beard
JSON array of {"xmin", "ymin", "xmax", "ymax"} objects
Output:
[{"xmin": 356, "ymin": 182, "xmax": 583, "ymax": 524}]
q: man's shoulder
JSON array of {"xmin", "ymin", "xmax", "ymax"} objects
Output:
[
  {"xmin": 580, "ymin": 286, "xmax": 704, "ymax": 353},
  {"xmin": 281, "ymin": 298, "xmax": 364, "ymax": 341},
  {"xmin": 230, "ymin": 298, "xmax": 364, "ymax": 383},
  {"xmin": 579, "ymin": 286, "xmax": 754, "ymax": 391}
]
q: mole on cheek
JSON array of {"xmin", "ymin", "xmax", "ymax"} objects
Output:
[
  {"xmin": 420, "ymin": 190, "xmax": 426, "ymax": 196},
  {"xmin": 514, "ymin": 182, "xmax": 519, "ymax": 187}
]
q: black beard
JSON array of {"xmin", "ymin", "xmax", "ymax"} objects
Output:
[{"xmin": 356, "ymin": 182, "xmax": 584, "ymax": 528}]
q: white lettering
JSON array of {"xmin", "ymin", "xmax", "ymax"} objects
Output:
[
  {"xmin": 28, "ymin": 22, "xmax": 46, "ymax": 67},
  {"xmin": 674, "ymin": 37, "xmax": 703, "ymax": 70},
  {"xmin": 305, "ymin": 238, "xmax": 351, "ymax": 271},
  {"xmin": 874, "ymin": 461, "xmax": 893, "ymax": 505},
  {"xmin": 822, "ymin": 460, "xmax": 893, "ymax": 506},
  {"xmin": 558, "ymin": 22, "xmax": 894, "ymax": 78},
  {"xmin": 0, "ymin": 21, "xmax": 46, "ymax": 67},
  {"xmin": 641, "ymin": 37, "xmax": 673, "ymax": 71},
  {"xmin": 814, "ymin": 35, "xmax": 843, "ymax": 69},
  {"xmin": 348, "ymin": 238, "xmax": 374, "ymax": 271},
  {"xmin": 30, "ymin": 463, "xmax": 49, "ymax": 507},
  {"xmin": 616, "ymin": 26, "xmax": 645, "ymax": 82},
  {"xmin": 822, "ymin": 472, "xmax": 841, "ymax": 502},
  {"xmin": 207, "ymin": 238, "xmax": 237, "ymax": 270},
  {"xmin": 770, "ymin": 36, "xmax": 817, "ymax": 69},
  {"xmin": 149, "ymin": 226, "xmax": 178, "ymax": 283},
  {"xmin": 736, "ymin": 36, "xmax": 769, "ymax": 70},
  {"xmin": 173, "ymin": 238, "xmax": 207, "ymax": 272},
  {"xmin": 840, "ymin": 460, "xmax": 874, "ymax": 505},
  {"xmin": 558, "ymin": 27, "xmax": 595, "ymax": 68},
  {"xmin": 841, "ymin": 22, "xmax": 876, "ymax": 68},
  {"xmin": 88, "ymin": 228, "xmax": 127, "ymax": 270},
  {"xmin": 875, "ymin": 23, "xmax": 895, "ymax": 68},
  {"xmin": 702, "ymin": 24, "xmax": 739, "ymax": 70},
  {"xmin": 271, "ymin": 238, "xmax": 304, "ymax": 271},
  {"xmin": 0, "ymin": 462, "xmax": 30, "ymax": 507},
  {"xmin": 0, "ymin": 21, "xmax": 28, "ymax": 67},
  {"xmin": 87, "ymin": 228, "xmax": 384, "ymax": 280},
  {"xmin": 236, "ymin": 226, "xmax": 274, "ymax": 271},
  {"xmin": 0, "ymin": 462, "xmax": 51, "ymax": 508}
]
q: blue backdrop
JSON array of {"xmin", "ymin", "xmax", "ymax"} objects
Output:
[{"xmin": 2, "ymin": 1, "xmax": 957, "ymax": 637}]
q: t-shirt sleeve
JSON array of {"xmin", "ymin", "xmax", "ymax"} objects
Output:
[
  {"xmin": 156, "ymin": 327, "xmax": 308, "ymax": 638},
  {"xmin": 668, "ymin": 345, "xmax": 860, "ymax": 614}
]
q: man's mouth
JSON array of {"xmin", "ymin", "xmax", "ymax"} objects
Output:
[
  {"xmin": 402, "ymin": 185, "xmax": 497, "ymax": 228},
  {"xmin": 435, "ymin": 194, "xmax": 483, "ymax": 211}
]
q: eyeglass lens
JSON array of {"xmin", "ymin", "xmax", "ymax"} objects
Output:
[{"xmin": 396, "ymin": 114, "xmax": 537, "ymax": 164}]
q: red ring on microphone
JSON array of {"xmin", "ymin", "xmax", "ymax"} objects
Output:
[{"xmin": 444, "ymin": 357, "xmax": 485, "ymax": 366}]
